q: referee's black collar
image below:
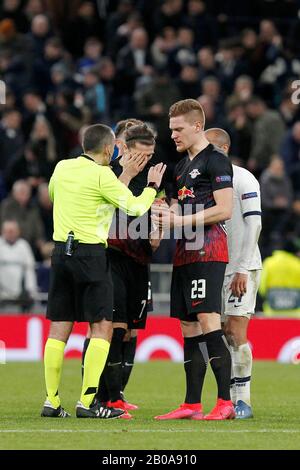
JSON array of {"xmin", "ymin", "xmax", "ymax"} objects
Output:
[{"xmin": 81, "ymin": 153, "xmax": 96, "ymax": 163}]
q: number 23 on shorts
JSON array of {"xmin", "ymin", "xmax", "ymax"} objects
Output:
[{"xmin": 191, "ymin": 279, "xmax": 206, "ymax": 299}]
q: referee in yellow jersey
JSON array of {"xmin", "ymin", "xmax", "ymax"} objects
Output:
[{"xmin": 41, "ymin": 124, "xmax": 166, "ymax": 419}]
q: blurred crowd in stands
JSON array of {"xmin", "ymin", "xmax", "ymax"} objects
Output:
[{"xmin": 1, "ymin": 0, "xmax": 300, "ymax": 311}]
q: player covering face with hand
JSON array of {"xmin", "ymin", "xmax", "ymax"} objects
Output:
[
  {"xmin": 42, "ymin": 123, "xmax": 165, "ymax": 419},
  {"xmin": 83, "ymin": 120, "xmax": 164, "ymax": 418}
]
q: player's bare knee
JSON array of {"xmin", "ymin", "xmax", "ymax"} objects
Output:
[
  {"xmin": 90, "ymin": 319, "xmax": 113, "ymax": 342},
  {"xmin": 223, "ymin": 322, "xmax": 235, "ymax": 346},
  {"xmin": 180, "ymin": 321, "xmax": 202, "ymax": 337},
  {"xmin": 49, "ymin": 321, "xmax": 73, "ymax": 343},
  {"xmin": 123, "ymin": 329, "xmax": 131, "ymax": 342},
  {"xmin": 226, "ymin": 317, "xmax": 248, "ymax": 346},
  {"xmin": 225, "ymin": 331, "xmax": 238, "ymax": 348},
  {"xmin": 197, "ymin": 312, "xmax": 221, "ymax": 334}
]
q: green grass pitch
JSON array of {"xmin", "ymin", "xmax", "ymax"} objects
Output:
[{"xmin": 0, "ymin": 360, "xmax": 299, "ymax": 450}]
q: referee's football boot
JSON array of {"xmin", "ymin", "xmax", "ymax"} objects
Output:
[
  {"xmin": 41, "ymin": 400, "xmax": 70, "ymax": 418},
  {"xmin": 76, "ymin": 399, "xmax": 125, "ymax": 419},
  {"xmin": 204, "ymin": 399, "xmax": 235, "ymax": 420},
  {"xmin": 235, "ymin": 400, "xmax": 253, "ymax": 419},
  {"xmin": 106, "ymin": 400, "xmax": 133, "ymax": 419}
]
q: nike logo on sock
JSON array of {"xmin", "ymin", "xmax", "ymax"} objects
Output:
[{"xmin": 208, "ymin": 356, "xmax": 221, "ymax": 363}]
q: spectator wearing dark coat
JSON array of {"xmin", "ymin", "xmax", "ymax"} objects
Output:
[
  {"xmin": 183, "ymin": 0, "xmax": 217, "ymax": 48},
  {"xmin": 116, "ymin": 27, "xmax": 153, "ymax": 113},
  {"xmin": 32, "ymin": 37, "xmax": 67, "ymax": 98},
  {"xmin": 167, "ymin": 27, "xmax": 197, "ymax": 78},
  {"xmin": 260, "ymin": 156, "xmax": 293, "ymax": 256},
  {"xmin": 60, "ymin": 1, "xmax": 104, "ymax": 57},
  {"xmin": 0, "ymin": 109, "xmax": 24, "ymax": 172},
  {"xmin": 280, "ymin": 122, "xmax": 300, "ymax": 195},
  {"xmin": 135, "ymin": 66, "xmax": 180, "ymax": 151},
  {"xmin": 246, "ymin": 97, "xmax": 285, "ymax": 175},
  {"xmin": 152, "ymin": 0, "xmax": 184, "ymax": 35},
  {"xmin": 26, "ymin": 14, "xmax": 53, "ymax": 58},
  {"xmin": 0, "ymin": 179, "xmax": 45, "ymax": 256},
  {"xmin": 0, "ymin": 0, "xmax": 30, "ymax": 33}
]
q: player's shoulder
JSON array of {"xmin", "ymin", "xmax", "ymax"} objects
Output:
[
  {"xmin": 233, "ymin": 164, "xmax": 258, "ymax": 181},
  {"xmin": 207, "ymin": 144, "xmax": 232, "ymax": 168},
  {"xmin": 208, "ymin": 144, "xmax": 228, "ymax": 159},
  {"xmin": 233, "ymin": 165, "xmax": 260, "ymax": 189},
  {"xmin": 101, "ymin": 163, "xmax": 118, "ymax": 179},
  {"xmin": 55, "ymin": 159, "xmax": 68, "ymax": 169},
  {"xmin": 53, "ymin": 158, "xmax": 71, "ymax": 175}
]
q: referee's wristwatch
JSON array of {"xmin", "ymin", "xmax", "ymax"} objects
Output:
[{"xmin": 147, "ymin": 182, "xmax": 159, "ymax": 193}]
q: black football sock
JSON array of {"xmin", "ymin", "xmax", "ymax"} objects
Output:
[
  {"xmin": 204, "ymin": 329, "xmax": 232, "ymax": 401},
  {"xmin": 81, "ymin": 338, "xmax": 90, "ymax": 380},
  {"xmin": 184, "ymin": 335, "xmax": 208, "ymax": 404},
  {"xmin": 95, "ymin": 369, "xmax": 110, "ymax": 403},
  {"xmin": 122, "ymin": 336, "xmax": 137, "ymax": 391},
  {"xmin": 105, "ymin": 328, "xmax": 126, "ymax": 402}
]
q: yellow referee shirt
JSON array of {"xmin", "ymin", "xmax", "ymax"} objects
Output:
[{"xmin": 48, "ymin": 156, "xmax": 156, "ymax": 245}]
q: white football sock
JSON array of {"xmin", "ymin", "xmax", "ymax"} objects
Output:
[
  {"xmin": 229, "ymin": 348, "xmax": 237, "ymax": 405},
  {"xmin": 231, "ymin": 343, "xmax": 252, "ymax": 406}
]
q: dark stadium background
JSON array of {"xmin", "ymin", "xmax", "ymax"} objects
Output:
[
  {"xmin": 0, "ymin": 0, "xmax": 300, "ymax": 356},
  {"xmin": 0, "ymin": 0, "xmax": 300, "ymax": 452}
]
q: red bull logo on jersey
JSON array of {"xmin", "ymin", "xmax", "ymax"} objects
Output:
[{"xmin": 178, "ymin": 186, "xmax": 195, "ymax": 200}]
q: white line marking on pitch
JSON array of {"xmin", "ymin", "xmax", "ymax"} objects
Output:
[{"xmin": 0, "ymin": 429, "xmax": 299, "ymax": 434}]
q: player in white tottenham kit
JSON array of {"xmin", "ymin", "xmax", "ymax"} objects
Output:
[{"xmin": 205, "ymin": 128, "xmax": 262, "ymax": 419}]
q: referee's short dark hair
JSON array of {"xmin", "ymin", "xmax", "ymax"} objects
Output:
[{"xmin": 82, "ymin": 124, "xmax": 114, "ymax": 153}]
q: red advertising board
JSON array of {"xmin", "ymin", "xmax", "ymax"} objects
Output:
[{"xmin": 0, "ymin": 315, "xmax": 300, "ymax": 363}]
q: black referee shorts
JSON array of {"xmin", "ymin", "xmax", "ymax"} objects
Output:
[
  {"xmin": 108, "ymin": 248, "xmax": 152, "ymax": 330},
  {"xmin": 171, "ymin": 261, "xmax": 226, "ymax": 322},
  {"xmin": 47, "ymin": 243, "xmax": 113, "ymax": 323}
]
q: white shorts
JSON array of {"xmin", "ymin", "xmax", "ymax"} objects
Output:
[{"xmin": 222, "ymin": 270, "xmax": 261, "ymax": 319}]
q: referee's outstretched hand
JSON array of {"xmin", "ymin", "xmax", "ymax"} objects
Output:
[{"xmin": 147, "ymin": 163, "xmax": 166, "ymax": 188}]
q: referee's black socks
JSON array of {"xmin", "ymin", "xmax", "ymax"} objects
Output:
[
  {"xmin": 204, "ymin": 329, "xmax": 232, "ymax": 401},
  {"xmin": 184, "ymin": 335, "xmax": 208, "ymax": 404}
]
